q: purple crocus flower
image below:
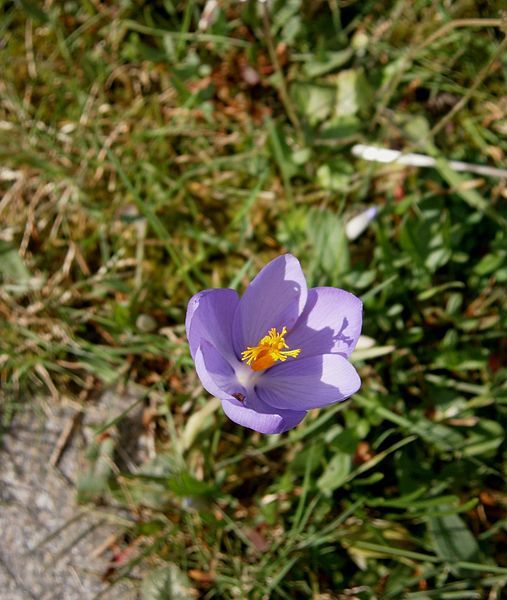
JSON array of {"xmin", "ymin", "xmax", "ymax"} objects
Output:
[{"xmin": 186, "ymin": 254, "xmax": 362, "ymax": 434}]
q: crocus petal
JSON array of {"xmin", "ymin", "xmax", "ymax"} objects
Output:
[
  {"xmin": 286, "ymin": 287, "xmax": 362, "ymax": 358},
  {"xmin": 222, "ymin": 392, "xmax": 306, "ymax": 435},
  {"xmin": 257, "ymin": 353, "xmax": 361, "ymax": 411},
  {"xmin": 194, "ymin": 341, "xmax": 242, "ymax": 400},
  {"xmin": 186, "ymin": 288, "xmax": 239, "ymax": 360},
  {"xmin": 232, "ymin": 254, "xmax": 308, "ymax": 355},
  {"xmin": 195, "ymin": 341, "xmax": 306, "ymax": 434}
]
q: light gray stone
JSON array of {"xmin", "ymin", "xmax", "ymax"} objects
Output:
[{"xmin": 0, "ymin": 392, "xmax": 145, "ymax": 600}]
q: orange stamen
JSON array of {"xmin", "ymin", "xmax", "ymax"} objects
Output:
[{"xmin": 241, "ymin": 326, "xmax": 301, "ymax": 372}]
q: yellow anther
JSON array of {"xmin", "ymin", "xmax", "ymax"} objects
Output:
[{"xmin": 241, "ymin": 326, "xmax": 301, "ymax": 372}]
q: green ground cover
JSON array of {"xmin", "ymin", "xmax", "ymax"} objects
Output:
[{"xmin": 1, "ymin": 0, "xmax": 506, "ymax": 597}]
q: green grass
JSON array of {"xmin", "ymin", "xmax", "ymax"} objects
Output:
[{"xmin": 1, "ymin": 0, "xmax": 506, "ymax": 598}]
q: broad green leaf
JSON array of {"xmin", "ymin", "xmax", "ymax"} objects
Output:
[
  {"xmin": 317, "ymin": 452, "xmax": 351, "ymax": 495},
  {"xmin": 462, "ymin": 419, "xmax": 503, "ymax": 457},
  {"xmin": 335, "ymin": 69, "xmax": 371, "ymax": 118},
  {"xmin": 141, "ymin": 564, "xmax": 195, "ymax": 600},
  {"xmin": 351, "ymin": 345, "xmax": 395, "ymax": 361},
  {"xmin": 303, "ymin": 49, "xmax": 353, "ymax": 78},
  {"xmin": 19, "ymin": 0, "xmax": 50, "ymax": 22},
  {"xmin": 428, "ymin": 512, "xmax": 480, "ymax": 564},
  {"xmin": 306, "ymin": 207, "xmax": 350, "ymax": 282},
  {"xmin": 167, "ymin": 471, "xmax": 216, "ymax": 498},
  {"xmin": 399, "ymin": 213, "xmax": 450, "ymax": 274},
  {"xmin": 474, "ymin": 251, "xmax": 505, "ymax": 276},
  {"xmin": 125, "ymin": 454, "xmax": 178, "ymax": 509},
  {"xmin": 292, "ymin": 82, "xmax": 335, "ymax": 125},
  {"xmin": 0, "ymin": 243, "xmax": 43, "ymax": 295},
  {"xmin": 316, "ymin": 164, "xmax": 352, "ymax": 192}
]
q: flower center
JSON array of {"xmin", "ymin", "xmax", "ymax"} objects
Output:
[{"xmin": 241, "ymin": 326, "xmax": 301, "ymax": 372}]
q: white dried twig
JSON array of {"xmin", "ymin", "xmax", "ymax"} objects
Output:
[{"xmin": 352, "ymin": 144, "xmax": 507, "ymax": 179}]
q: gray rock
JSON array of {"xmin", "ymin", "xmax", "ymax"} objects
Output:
[{"xmin": 0, "ymin": 394, "xmax": 143, "ymax": 600}]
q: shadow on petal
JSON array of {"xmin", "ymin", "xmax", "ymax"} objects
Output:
[
  {"xmin": 232, "ymin": 254, "xmax": 308, "ymax": 355},
  {"xmin": 286, "ymin": 287, "xmax": 362, "ymax": 359}
]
